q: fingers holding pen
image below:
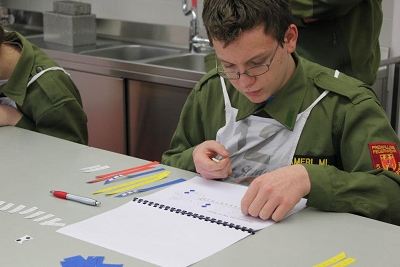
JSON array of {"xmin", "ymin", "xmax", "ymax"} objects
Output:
[
  {"xmin": 196, "ymin": 160, "xmax": 232, "ymax": 179},
  {"xmin": 193, "ymin": 140, "xmax": 232, "ymax": 179}
]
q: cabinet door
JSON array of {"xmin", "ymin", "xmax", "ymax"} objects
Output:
[
  {"xmin": 67, "ymin": 70, "xmax": 127, "ymax": 154},
  {"xmin": 128, "ymin": 80, "xmax": 190, "ymax": 161}
]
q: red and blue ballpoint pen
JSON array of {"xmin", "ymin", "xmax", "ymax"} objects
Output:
[{"xmin": 50, "ymin": 190, "xmax": 101, "ymax": 206}]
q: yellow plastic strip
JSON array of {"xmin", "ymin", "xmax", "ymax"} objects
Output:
[
  {"xmin": 105, "ymin": 173, "xmax": 169, "ymax": 195},
  {"xmin": 313, "ymin": 252, "xmax": 346, "ymax": 267},
  {"xmin": 331, "ymin": 258, "xmax": 356, "ymax": 267},
  {"xmin": 92, "ymin": 171, "xmax": 171, "ymax": 194}
]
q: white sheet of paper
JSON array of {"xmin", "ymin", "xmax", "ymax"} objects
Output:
[{"xmin": 57, "ymin": 176, "xmax": 306, "ymax": 267}]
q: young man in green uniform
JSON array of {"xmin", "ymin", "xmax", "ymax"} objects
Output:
[
  {"xmin": 291, "ymin": 0, "xmax": 383, "ymax": 85},
  {"xmin": 162, "ymin": 0, "xmax": 400, "ymax": 226},
  {"xmin": 0, "ymin": 25, "xmax": 88, "ymax": 144}
]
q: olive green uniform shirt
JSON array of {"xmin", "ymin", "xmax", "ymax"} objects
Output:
[
  {"xmin": 162, "ymin": 53, "xmax": 400, "ymax": 226},
  {"xmin": 0, "ymin": 31, "xmax": 88, "ymax": 144},
  {"xmin": 291, "ymin": 0, "xmax": 382, "ymax": 85}
]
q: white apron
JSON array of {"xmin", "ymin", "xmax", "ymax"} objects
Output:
[
  {"xmin": 216, "ymin": 76, "xmax": 330, "ymax": 181},
  {"xmin": 0, "ymin": 67, "xmax": 70, "ymax": 109}
]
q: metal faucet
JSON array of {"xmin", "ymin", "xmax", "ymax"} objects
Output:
[
  {"xmin": 182, "ymin": 0, "xmax": 213, "ymax": 53},
  {"xmin": 0, "ymin": 7, "xmax": 10, "ymax": 24}
]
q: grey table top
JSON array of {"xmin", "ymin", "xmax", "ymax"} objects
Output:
[{"xmin": 1, "ymin": 127, "xmax": 400, "ymax": 267}]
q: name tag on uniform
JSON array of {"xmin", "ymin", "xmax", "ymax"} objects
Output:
[{"xmin": 292, "ymin": 155, "xmax": 338, "ymax": 166}]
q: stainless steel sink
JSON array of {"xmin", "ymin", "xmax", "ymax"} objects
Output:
[
  {"xmin": 144, "ymin": 53, "xmax": 207, "ymax": 72},
  {"xmin": 79, "ymin": 45, "xmax": 182, "ymax": 61}
]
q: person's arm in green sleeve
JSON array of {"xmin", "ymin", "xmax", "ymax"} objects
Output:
[
  {"xmin": 16, "ymin": 99, "xmax": 88, "ymax": 145},
  {"xmin": 162, "ymin": 88, "xmax": 206, "ymax": 171},
  {"xmin": 291, "ymin": 0, "xmax": 363, "ymax": 26},
  {"xmin": 305, "ymin": 97, "xmax": 400, "ymax": 225}
]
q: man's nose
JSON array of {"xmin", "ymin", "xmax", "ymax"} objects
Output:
[{"xmin": 238, "ymin": 73, "xmax": 256, "ymax": 88}]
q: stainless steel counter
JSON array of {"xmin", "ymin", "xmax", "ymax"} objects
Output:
[
  {"xmin": 7, "ymin": 15, "xmax": 211, "ymax": 161},
  {"xmin": 11, "ymin": 19, "xmax": 208, "ymax": 160},
  {"xmin": 26, "ymin": 35, "xmax": 206, "ymax": 89},
  {"xmin": 6, "ymin": 13, "xmax": 208, "ymax": 89}
]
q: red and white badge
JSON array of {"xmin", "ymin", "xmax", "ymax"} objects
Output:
[{"xmin": 368, "ymin": 142, "xmax": 400, "ymax": 173}]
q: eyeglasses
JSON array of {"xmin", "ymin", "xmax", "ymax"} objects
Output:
[{"xmin": 216, "ymin": 43, "xmax": 280, "ymax": 80}]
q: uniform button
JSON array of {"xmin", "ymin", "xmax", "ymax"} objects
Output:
[{"xmin": 36, "ymin": 66, "xmax": 43, "ymax": 73}]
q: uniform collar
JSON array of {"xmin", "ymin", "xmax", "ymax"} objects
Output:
[
  {"xmin": 0, "ymin": 32, "xmax": 35, "ymax": 106},
  {"xmin": 235, "ymin": 53, "xmax": 308, "ymax": 130}
]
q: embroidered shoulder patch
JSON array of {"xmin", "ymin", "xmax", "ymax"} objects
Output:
[{"xmin": 368, "ymin": 142, "xmax": 400, "ymax": 173}]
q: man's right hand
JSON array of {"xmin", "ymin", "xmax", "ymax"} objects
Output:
[{"xmin": 192, "ymin": 140, "xmax": 232, "ymax": 179}]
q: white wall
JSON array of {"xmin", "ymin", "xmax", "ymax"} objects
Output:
[
  {"xmin": 3, "ymin": 0, "xmax": 397, "ymax": 54},
  {"xmin": 380, "ymin": 0, "xmax": 399, "ymax": 56},
  {"xmin": 3, "ymin": 0, "xmax": 400, "ymax": 129},
  {"xmin": 390, "ymin": 1, "xmax": 400, "ymax": 57},
  {"xmin": 4, "ymin": 0, "xmax": 204, "ymax": 27}
]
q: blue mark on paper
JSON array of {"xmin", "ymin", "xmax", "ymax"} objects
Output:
[{"xmin": 60, "ymin": 255, "xmax": 123, "ymax": 267}]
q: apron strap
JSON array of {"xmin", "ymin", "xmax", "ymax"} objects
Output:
[
  {"xmin": 220, "ymin": 76, "xmax": 232, "ymax": 109},
  {"xmin": 334, "ymin": 69, "xmax": 340, "ymax": 78},
  {"xmin": 302, "ymin": 70, "xmax": 339, "ymax": 115},
  {"xmin": 27, "ymin": 67, "xmax": 70, "ymax": 88}
]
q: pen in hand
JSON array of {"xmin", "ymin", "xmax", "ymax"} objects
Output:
[
  {"xmin": 50, "ymin": 190, "xmax": 101, "ymax": 206},
  {"xmin": 212, "ymin": 154, "xmax": 224, "ymax": 162}
]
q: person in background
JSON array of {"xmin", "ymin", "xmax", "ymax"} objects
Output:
[
  {"xmin": 0, "ymin": 24, "xmax": 88, "ymax": 144},
  {"xmin": 291, "ymin": 0, "xmax": 383, "ymax": 86},
  {"xmin": 162, "ymin": 0, "xmax": 400, "ymax": 225}
]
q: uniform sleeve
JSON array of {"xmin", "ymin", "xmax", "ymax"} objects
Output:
[
  {"xmin": 15, "ymin": 69, "xmax": 88, "ymax": 145},
  {"xmin": 161, "ymin": 88, "xmax": 205, "ymax": 172},
  {"xmin": 304, "ymin": 97, "xmax": 400, "ymax": 225},
  {"xmin": 291, "ymin": 0, "xmax": 363, "ymax": 25},
  {"xmin": 16, "ymin": 98, "xmax": 88, "ymax": 145}
]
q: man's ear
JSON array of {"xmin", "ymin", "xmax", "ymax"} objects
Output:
[{"xmin": 284, "ymin": 24, "xmax": 298, "ymax": 53}]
